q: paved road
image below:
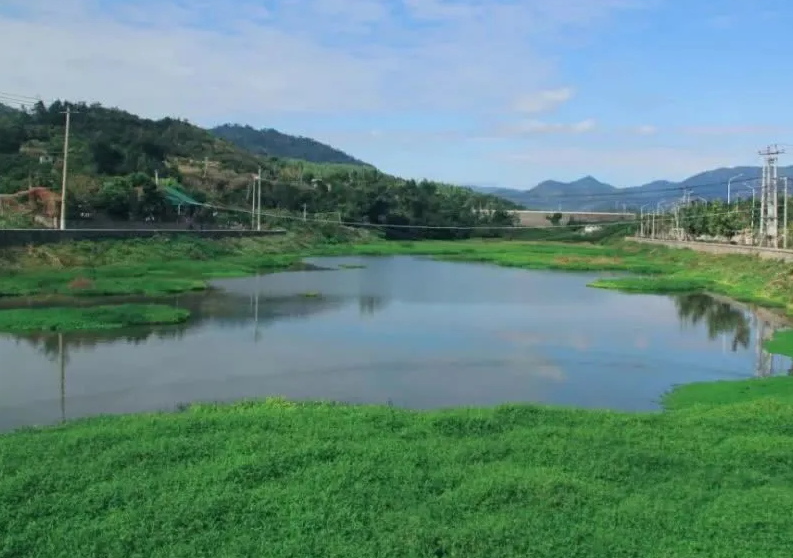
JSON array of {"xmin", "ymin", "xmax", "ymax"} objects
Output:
[{"xmin": 630, "ymin": 237, "xmax": 793, "ymax": 262}]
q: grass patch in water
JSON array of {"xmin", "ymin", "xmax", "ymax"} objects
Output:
[
  {"xmin": 2, "ymin": 381, "xmax": 793, "ymax": 557},
  {"xmin": 589, "ymin": 276, "xmax": 715, "ymax": 293},
  {"xmin": 764, "ymin": 329, "xmax": 793, "ymax": 358},
  {"xmin": 0, "ymin": 303, "xmax": 190, "ymax": 332},
  {"xmin": 662, "ymin": 376, "xmax": 793, "ymax": 409}
]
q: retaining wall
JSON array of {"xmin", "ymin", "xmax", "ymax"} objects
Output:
[
  {"xmin": 630, "ymin": 237, "xmax": 793, "ymax": 262},
  {"xmin": 0, "ymin": 228, "xmax": 287, "ymax": 248}
]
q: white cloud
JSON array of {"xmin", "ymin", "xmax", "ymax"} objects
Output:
[
  {"xmin": 495, "ymin": 118, "xmax": 597, "ymax": 136},
  {"xmin": 633, "ymin": 125, "xmax": 657, "ymax": 135},
  {"xmin": 512, "ymin": 87, "xmax": 574, "ymax": 114},
  {"xmin": 522, "ymin": 119, "xmax": 596, "ymax": 133},
  {"xmin": 679, "ymin": 125, "xmax": 792, "ymax": 136},
  {"xmin": 0, "ymin": 0, "xmax": 650, "ymax": 122}
]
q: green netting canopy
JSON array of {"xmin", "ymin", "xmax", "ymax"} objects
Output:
[{"xmin": 163, "ymin": 185, "xmax": 202, "ymax": 207}]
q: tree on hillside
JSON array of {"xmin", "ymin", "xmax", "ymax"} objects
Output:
[
  {"xmin": 211, "ymin": 124, "xmax": 370, "ymax": 166},
  {"xmin": 0, "ymin": 99, "xmax": 520, "ymax": 237}
]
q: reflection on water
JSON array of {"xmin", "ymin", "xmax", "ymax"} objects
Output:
[
  {"xmin": 673, "ymin": 292, "xmax": 790, "ymax": 377},
  {"xmin": 1, "ymin": 256, "xmax": 791, "ymax": 431},
  {"xmin": 674, "ymin": 293, "xmax": 751, "ymax": 351},
  {"xmin": 13, "ymin": 290, "xmax": 374, "ymax": 361}
]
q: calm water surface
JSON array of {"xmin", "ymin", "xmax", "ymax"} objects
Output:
[{"xmin": 0, "ymin": 256, "xmax": 790, "ymax": 431}]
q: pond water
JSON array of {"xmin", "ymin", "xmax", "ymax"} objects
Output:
[{"xmin": 0, "ymin": 255, "xmax": 790, "ymax": 431}]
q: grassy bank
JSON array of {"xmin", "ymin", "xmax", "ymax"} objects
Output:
[
  {"xmin": 3, "ymin": 233, "xmax": 793, "ymax": 330},
  {"xmin": 587, "ymin": 251, "xmax": 793, "ymax": 310},
  {"xmin": 0, "ymin": 304, "xmax": 190, "ymax": 332},
  {"xmin": 0, "ymin": 380, "xmax": 791, "ymax": 557},
  {"xmin": 0, "ymin": 229, "xmax": 364, "ymax": 298},
  {"xmin": 0, "ymin": 233, "xmax": 682, "ymax": 299}
]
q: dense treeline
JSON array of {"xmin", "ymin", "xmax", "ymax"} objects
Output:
[
  {"xmin": 0, "ymin": 101, "xmax": 520, "ymax": 238},
  {"xmin": 639, "ymin": 197, "xmax": 792, "ymax": 242}
]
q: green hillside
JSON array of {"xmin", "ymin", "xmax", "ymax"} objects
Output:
[
  {"xmin": 212, "ymin": 124, "xmax": 371, "ymax": 167},
  {"xmin": 0, "ymin": 101, "xmax": 518, "ymax": 237}
]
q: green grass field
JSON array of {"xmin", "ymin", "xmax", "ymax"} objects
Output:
[{"xmin": 1, "ymin": 383, "xmax": 792, "ymax": 558}]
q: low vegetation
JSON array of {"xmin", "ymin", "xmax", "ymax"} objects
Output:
[
  {"xmin": 588, "ymin": 250, "xmax": 793, "ymax": 311},
  {"xmin": 0, "ymin": 229, "xmax": 366, "ymax": 298},
  {"xmin": 763, "ymin": 329, "xmax": 793, "ymax": 358},
  {"xmin": 0, "ymin": 379, "xmax": 791, "ymax": 557},
  {"xmin": 0, "ymin": 304, "xmax": 189, "ymax": 332}
]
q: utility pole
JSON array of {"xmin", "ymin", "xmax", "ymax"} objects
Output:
[
  {"xmin": 782, "ymin": 176, "xmax": 788, "ymax": 250},
  {"xmin": 653, "ymin": 200, "xmax": 666, "ymax": 239},
  {"xmin": 758, "ymin": 145, "xmax": 784, "ymax": 246},
  {"xmin": 651, "ymin": 211, "xmax": 656, "ymax": 239},
  {"xmin": 760, "ymin": 164, "xmax": 767, "ymax": 243},
  {"xmin": 773, "ymin": 161, "xmax": 779, "ymax": 247},
  {"xmin": 59, "ymin": 106, "xmax": 74, "ymax": 230},
  {"xmin": 727, "ymin": 173, "xmax": 742, "ymax": 205},
  {"xmin": 744, "ymin": 182, "xmax": 757, "ymax": 245},
  {"xmin": 256, "ymin": 167, "xmax": 262, "ymax": 231},
  {"xmin": 639, "ymin": 204, "xmax": 649, "ymax": 237},
  {"xmin": 250, "ymin": 174, "xmax": 256, "ymax": 229}
]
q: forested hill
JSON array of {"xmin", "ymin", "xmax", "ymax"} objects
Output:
[
  {"xmin": 211, "ymin": 124, "xmax": 370, "ymax": 167},
  {"xmin": 0, "ymin": 100, "xmax": 519, "ymax": 237}
]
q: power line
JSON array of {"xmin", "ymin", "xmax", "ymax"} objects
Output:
[
  {"xmin": 192, "ymin": 197, "xmax": 752, "ymax": 232},
  {"xmin": 0, "ymin": 90, "xmax": 47, "ymax": 107},
  {"xmin": 0, "ymin": 89, "xmax": 41, "ymax": 101},
  {"xmin": 173, "ymin": 174, "xmax": 771, "ymax": 206}
]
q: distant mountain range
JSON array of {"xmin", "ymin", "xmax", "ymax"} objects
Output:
[
  {"xmin": 470, "ymin": 167, "xmax": 793, "ymax": 211},
  {"xmin": 211, "ymin": 124, "xmax": 371, "ymax": 167}
]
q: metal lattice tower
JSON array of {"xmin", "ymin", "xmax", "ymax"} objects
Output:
[{"xmin": 758, "ymin": 145, "xmax": 784, "ymax": 246}]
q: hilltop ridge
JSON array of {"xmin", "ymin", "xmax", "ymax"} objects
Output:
[{"xmin": 211, "ymin": 124, "xmax": 371, "ymax": 167}]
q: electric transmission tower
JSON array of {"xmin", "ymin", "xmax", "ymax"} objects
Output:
[{"xmin": 758, "ymin": 144, "xmax": 784, "ymax": 247}]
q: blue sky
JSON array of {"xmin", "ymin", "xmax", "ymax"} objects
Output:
[{"xmin": 1, "ymin": 0, "xmax": 792, "ymax": 189}]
